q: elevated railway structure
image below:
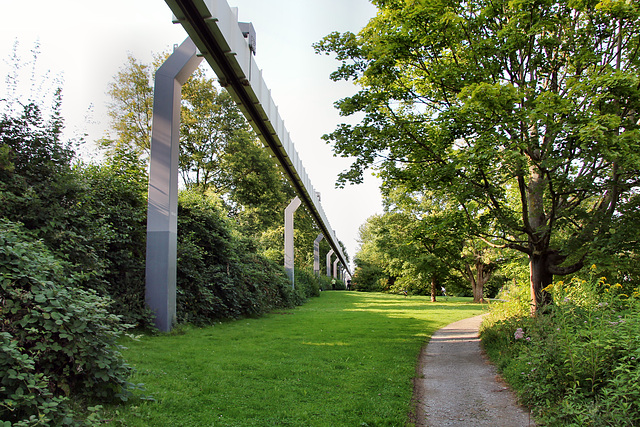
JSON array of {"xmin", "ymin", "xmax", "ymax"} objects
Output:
[{"xmin": 146, "ymin": 0, "xmax": 350, "ymax": 330}]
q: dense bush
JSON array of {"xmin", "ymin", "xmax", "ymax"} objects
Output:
[
  {"xmin": 481, "ymin": 267, "xmax": 640, "ymax": 426},
  {"xmin": 76, "ymin": 151, "xmax": 149, "ymax": 326},
  {"xmin": 352, "ymin": 257, "xmax": 388, "ymax": 292},
  {"xmin": 316, "ymin": 274, "xmax": 334, "ymax": 291},
  {"xmin": 176, "ymin": 190, "xmax": 300, "ymax": 324},
  {"xmin": 1, "ymin": 105, "xmax": 153, "ymax": 326},
  {"xmin": 0, "ymin": 219, "xmax": 134, "ymax": 425},
  {"xmin": 293, "ymin": 267, "xmax": 321, "ymax": 298}
]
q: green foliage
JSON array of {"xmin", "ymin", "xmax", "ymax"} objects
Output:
[
  {"xmin": 76, "ymin": 152, "xmax": 149, "ymax": 326},
  {"xmin": 316, "ymin": 0, "xmax": 640, "ymax": 311},
  {"xmin": 104, "ymin": 54, "xmax": 153, "ymax": 157},
  {"xmin": 481, "ymin": 267, "xmax": 640, "ymax": 425},
  {"xmin": 103, "ymin": 52, "xmax": 321, "ymax": 268},
  {"xmin": 0, "ymin": 219, "xmax": 134, "ymax": 425},
  {"xmin": 176, "ymin": 190, "xmax": 301, "ymax": 324},
  {"xmin": 1, "ymin": 103, "xmax": 152, "ymax": 326},
  {"xmin": 293, "ymin": 267, "xmax": 321, "ymax": 298},
  {"xmin": 104, "ymin": 54, "xmax": 292, "ymax": 234},
  {"xmin": 353, "ymin": 210, "xmax": 466, "ymax": 298},
  {"xmin": 0, "ymin": 103, "xmax": 81, "ymax": 251},
  {"xmin": 316, "ymin": 274, "xmax": 334, "ymax": 291},
  {"xmin": 330, "ymin": 278, "xmax": 347, "ymax": 291},
  {"xmin": 352, "ymin": 255, "xmax": 385, "ymax": 292},
  {"xmin": 179, "ymin": 69, "xmax": 288, "ymax": 221}
]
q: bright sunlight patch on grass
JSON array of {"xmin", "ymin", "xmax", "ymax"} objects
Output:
[{"xmin": 104, "ymin": 292, "xmax": 484, "ymax": 426}]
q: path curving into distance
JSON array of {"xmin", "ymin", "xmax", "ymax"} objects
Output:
[{"xmin": 413, "ymin": 314, "xmax": 535, "ymax": 426}]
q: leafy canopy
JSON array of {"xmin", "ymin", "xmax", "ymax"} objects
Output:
[{"xmin": 316, "ymin": 0, "xmax": 640, "ymax": 309}]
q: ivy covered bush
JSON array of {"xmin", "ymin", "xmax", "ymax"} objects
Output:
[{"xmin": 0, "ymin": 219, "xmax": 134, "ymax": 425}]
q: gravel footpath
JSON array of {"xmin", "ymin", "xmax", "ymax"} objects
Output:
[{"xmin": 412, "ymin": 314, "xmax": 535, "ymax": 426}]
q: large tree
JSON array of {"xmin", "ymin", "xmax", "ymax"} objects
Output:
[
  {"xmin": 104, "ymin": 53, "xmax": 154, "ymax": 157},
  {"xmin": 316, "ymin": 0, "xmax": 640, "ymax": 313},
  {"xmin": 383, "ymin": 184, "xmax": 497, "ymax": 302},
  {"xmin": 104, "ymin": 54, "xmax": 290, "ymax": 228}
]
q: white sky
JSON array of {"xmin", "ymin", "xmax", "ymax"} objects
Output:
[{"xmin": 0, "ymin": 0, "xmax": 382, "ymax": 269}]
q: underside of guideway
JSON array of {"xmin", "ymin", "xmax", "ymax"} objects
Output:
[{"xmin": 164, "ymin": 0, "xmax": 350, "ymax": 270}]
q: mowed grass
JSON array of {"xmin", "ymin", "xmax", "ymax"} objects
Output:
[{"xmin": 104, "ymin": 292, "xmax": 484, "ymax": 426}]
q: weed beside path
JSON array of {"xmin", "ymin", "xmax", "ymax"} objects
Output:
[{"xmin": 104, "ymin": 292, "xmax": 484, "ymax": 426}]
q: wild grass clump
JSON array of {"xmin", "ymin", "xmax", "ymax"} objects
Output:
[{"xmin": 481, "ymin": 265, "xmax": 640, "ymax": 426}]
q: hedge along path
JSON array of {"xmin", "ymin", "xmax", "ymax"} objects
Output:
[{"xmin": 105, "ymin": 292, "xmax": 484, "ymax": 426}]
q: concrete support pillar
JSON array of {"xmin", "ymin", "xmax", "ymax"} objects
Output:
[
  {"xmin": 145, "ymin": 38, "xmax": 202, "ymax": 332},
  {"xmin": 326, "ymin": 249, "xmax": 334, "ymax": 278},
  {"xmin": 333, "ymin": 258, "xmax": 339, "ymax": 279},
  {"xmin": 313, "ymin": 234, "xmax": 323, "ymax": 276},
  {"xmin": 284, "ymin": 196, "xmax": 302, "ymax": 287}
]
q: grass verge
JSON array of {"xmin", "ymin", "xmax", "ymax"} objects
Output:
[{"xmin": 102, "ymin": 292, "xmax": 484, "ymax": 426}]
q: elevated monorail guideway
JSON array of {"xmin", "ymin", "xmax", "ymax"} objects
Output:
[
  {"xmin": 164, "ymin": 0, "xmax": 349, "ymax": 266},
  {"xmin": 147, "ymin": 0, "xmax": 350, "ymax": 330}
]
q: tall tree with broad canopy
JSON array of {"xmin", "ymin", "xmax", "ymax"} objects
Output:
[{"xmin": 315, "ymin": 0, "xmax": 640, "ymax": 313}]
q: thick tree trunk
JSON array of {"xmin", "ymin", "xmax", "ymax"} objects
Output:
[
  {"xmin": 527, "ymin": 158, "xmax": 552, "ymax": 315},
  {"xmin": 465, "ymin": 260, "xmax": 489, "ymax": 303},
  {"xmin": 431, "ymin": 274, "xmax": 437, "ymax": 302},
  {"xmin": 530, "ymin": 250, "xmax": 584, "ymax": 315},
  {"xmin": 529, "ymin": 252, "xmax": 554, "ymax": 315}
]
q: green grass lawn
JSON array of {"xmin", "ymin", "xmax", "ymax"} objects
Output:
[{"xmin": 103, "ymin": 292, "xmax": 485, "ymax": 426}]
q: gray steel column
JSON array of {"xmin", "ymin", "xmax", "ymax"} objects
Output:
[
  {"xmin": 313, "ymin": 234, "xmax": 324, "ymax": 276},
  {"xmin": 284, "ymin": 196, "xmax": 302, "ymax": 287},
  {"xmin": 333, "ymin": 258, "xmax": 339, "ymax": 279},
  {"xmin": 145, "ymin": 38, "xmax": 202, "ymax": 332},
  {"xmin": 326, "ymin": 249, "xmax": 334, "ymax": 278}
]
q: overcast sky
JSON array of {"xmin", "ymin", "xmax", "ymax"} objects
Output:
[{"xmin": 0, "ymin": 0, "xmax": 382, "ymax": 269}]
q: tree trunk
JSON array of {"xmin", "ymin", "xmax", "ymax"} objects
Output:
[
  {"xmin": 527, "ymin": 159, "xmax": 551, "ymax": 315},
  {"xmin": 465, "ymin": 259, "xmax": 489, "ymax": 303},
  {"xmin": 529, "ymin": 252, "xmax": 553, "ymax": 316},
  {"xmin": 473, "ymin": 261, "xmax": 487, "ymax": 303},
  {"xmin": 431, "ymin": 274, "xmax": 437, "ymax": 302}
]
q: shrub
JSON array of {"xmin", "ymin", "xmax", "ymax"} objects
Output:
[
  {"xmin": 351, "ymin": 258, "xmax": 386, "ymax": 292},
  {"xmin": 329, "ymin": 278, "xmax": 346, "ymax": 290},
  {"xmin": 0, "ymin": 220, "xmax": 134, "ymax": 425},
  {"xmin": 176, "ymin": 190, "xmax": 304, "ymax": 324},
  {"xmin": 317, "ymin": 274, "xmax": 333, "ymax": 291},
  {"xmin": 294, "ymin": 267, "xmax": 321, "ymax": 298},
  {"xmin": 76, "ymin": 152, "xmax": 149, "ymax": 326},
  {"xmin": 1, "ymin": 106, "xmax": 153, "ymax": 326},
  {"xmin": 481, "ymin": 268, "xmax": 640, "ymax": 426}
]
